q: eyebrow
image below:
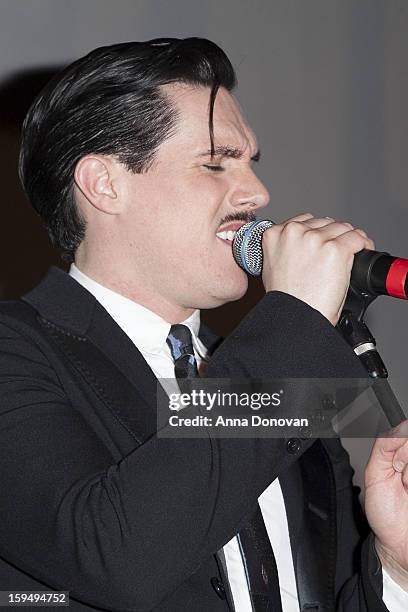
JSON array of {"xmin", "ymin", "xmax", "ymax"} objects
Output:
[{"xmin": 198, "ymin": 146, "xmax": 261, "ymax": 162}]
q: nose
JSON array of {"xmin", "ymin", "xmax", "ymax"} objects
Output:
[{"xmin": 231, "ymin": 168, "xmax": 270, "ymax": 212}]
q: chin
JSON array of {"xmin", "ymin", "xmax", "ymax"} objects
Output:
[{"xmin": 205, "ymin": 274, "xmax": 249, "ymax": 308}]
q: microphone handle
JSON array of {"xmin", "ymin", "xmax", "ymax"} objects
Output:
[{"xmin": 352, "ymin": 250, "xmax": 408, "ymax": 299}]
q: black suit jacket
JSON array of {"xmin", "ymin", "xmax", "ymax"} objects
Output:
[{"xmin": 0, "ymin": 266, "xmax": 389, "ymax": 611}]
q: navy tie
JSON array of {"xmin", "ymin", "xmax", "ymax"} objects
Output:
[{"xmin": 166, "ymin": 324, "xmax": 199, "ymax": 379}]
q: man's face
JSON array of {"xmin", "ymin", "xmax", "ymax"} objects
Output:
[{"xmin": 118, "ymin": 85, "xmax": 269, "ymax": 312}]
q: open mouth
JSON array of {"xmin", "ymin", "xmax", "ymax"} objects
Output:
[{"xmin": 216, "ymin": 230, "xmax": 238, "ymax": 243}]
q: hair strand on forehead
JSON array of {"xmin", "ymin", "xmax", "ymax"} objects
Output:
[{"xmin": 209, "ymin": 82, "xmax": 220, "ymax": 159}]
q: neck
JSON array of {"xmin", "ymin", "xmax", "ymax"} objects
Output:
[{"xmin": 73, "ymin": 258, "xmax": 195, "ymax": 324}]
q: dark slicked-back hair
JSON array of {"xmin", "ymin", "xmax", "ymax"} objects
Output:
[{"xmin": 19, "ymin": 38, "xmax": 236, "ymax": 263}]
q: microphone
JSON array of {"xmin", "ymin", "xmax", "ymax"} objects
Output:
[{"xmin": 233, "ymin": 219, "xmax": 408, "ymax": 300}]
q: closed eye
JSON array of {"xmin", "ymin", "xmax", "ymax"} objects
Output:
[{"xmin": 203, "ymin": 164, "xmax": 224, "ymax": 172}]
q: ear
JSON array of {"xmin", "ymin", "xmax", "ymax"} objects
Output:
[{"xmin": 74, "ymin": 155, "xmax": 119, "ymax": 214}]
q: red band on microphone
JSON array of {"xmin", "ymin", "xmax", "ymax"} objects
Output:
[{"xmin": 385, "ymin": 258, "xmax": 408, "ymax": 299}]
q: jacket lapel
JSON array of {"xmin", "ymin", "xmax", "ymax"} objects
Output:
[
  {"xmin": 292, "ymin": 441, "xmax": 337, "ymax": 611},
  {"xmin": 22, "ymin": 267, "xmax": 161, "ymax": 453}
]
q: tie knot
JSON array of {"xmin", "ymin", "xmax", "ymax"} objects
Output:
[
  {"xmin": 166, "ymin": 324, "xmax": 198, "ymax": 379},
  {"xmin": 166, "ymin": 324, "xmax": 195, "ymax": 360}
]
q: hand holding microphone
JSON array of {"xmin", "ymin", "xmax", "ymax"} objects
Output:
[{"xmin": 234, "ymin": 213, "xmax": 374, "ymax": 326}]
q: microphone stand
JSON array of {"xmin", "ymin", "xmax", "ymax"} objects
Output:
[{"xmin": 337, "ymin": 285, "xmax": 406, "ymax": 428}]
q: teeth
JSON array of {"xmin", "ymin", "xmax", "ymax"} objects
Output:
[{"xmin": 216, "ymin": 230, "xmax": 237, "ymax": 241}]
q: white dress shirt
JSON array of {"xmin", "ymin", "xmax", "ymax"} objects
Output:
[{"xmin": 69, "ymin": 263, "xmax": 407, "ymax": 612}]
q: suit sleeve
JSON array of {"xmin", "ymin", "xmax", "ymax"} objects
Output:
[
  {"xmin": 0, "ymin": 291, "xmax": 371, "ymax": 611},
  {"xmin": 336, "ymin": 532, "xmax": 389, "ymax": 611}
]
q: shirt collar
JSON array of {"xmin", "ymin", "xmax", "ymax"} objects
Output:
[{"xmin": 69, "ymin": 263, "xmax": 204, "ymax": 357}]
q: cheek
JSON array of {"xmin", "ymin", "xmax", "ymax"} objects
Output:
[
  {"xmin": 191, "ymin": 173, "xmax": 229, "ymax": 201},
  {"xmin": 126, "ymin": 172, "xmax": 229, "ymax": 254},
  {"xmin": 163, "ymin": 172, "xmax": 229, "ymax": 216}
]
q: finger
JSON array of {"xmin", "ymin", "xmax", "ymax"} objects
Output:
[
  {"xmin": 302, "ymin": 220, "xmax": 376, "ymax": 252},
  {"xmin": 302, "ymin": 221, "xmax": 375, "ymax": 250},
  {"xmin": 331, "ymin": 228, "xmax": 374, "ymax": 253},
  {"xmin": 301, "ymin": 217, "xmax": 339, "ymax": 229},
  {"xmin": 305, "ymin": 221, "xmax": 354, "ymax": 240},
  {"xmin": 341, "ymin": 228, "xmax": 375, "ymax": 250},
  {"xmin": 281, "ymin": 212, "xmax": 315, "ymax": 224},
  {"xmin": 353, "ymin": 230, "xmax": 375, "ymax": 250}
]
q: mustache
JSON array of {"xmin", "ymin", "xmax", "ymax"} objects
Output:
[{"xmin": 218, "ymin": 211, "xmax": 257, "ymax": 227}]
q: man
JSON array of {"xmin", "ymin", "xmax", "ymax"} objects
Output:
[{"xmin": 1, "ymin": 37, "xmax": 408, "ymax": 611}]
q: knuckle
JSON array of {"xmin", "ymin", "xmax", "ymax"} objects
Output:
[
  {"xmin": 324, "ymin": 240, "xmax": 342, "ymax": 258},
  {"xmin": 304, "ymin": 228, "xmax": 322, "ymax": 248},
  {"xmin": 342, "ymin": 221, "xmax": 354, "ymax": 230},
  {"xmin": 281, "ymin": 220, "xmax": 304, "ymax": 238},
  {"xmin": 282, "ymin": 213, "xmax": 312, "ymax": 224},
  {"xmin": 355, "ymin": 228, "xmax": 368, "ymax": 237},
  {"xmin": 261, "ymin": 226, "xmax": 277, "ymax": 246},
  {"xmin": 262, "ymin": 226, "xmax": 275, "ymax": 239},
  {"xmin": 327, "ymin": 241, "xmax": 351, "ymax": 266}
]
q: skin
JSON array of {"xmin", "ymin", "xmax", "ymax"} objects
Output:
[{"xmin": 73, "ymin": 83, "xmax": 408, "ymax": 588}]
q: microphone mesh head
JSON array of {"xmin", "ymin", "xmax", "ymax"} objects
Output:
[{"xmin": 232, "ymin": 220, "xmax": 274, "ymax": 276}]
